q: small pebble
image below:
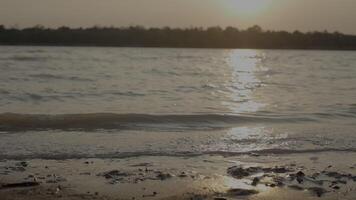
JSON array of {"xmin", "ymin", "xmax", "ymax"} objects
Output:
[{"xmin": 333, "ymin": 186, "xmax": 340, "ymax": 190}]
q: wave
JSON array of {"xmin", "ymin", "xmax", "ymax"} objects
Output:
[
  {"xmin": 29, "ymin": 73, "xmax": 93, "ymax": 82},
  {"xmin": 0, "ymin": 148, "xmax": 355, "ymax": 160},
  {"xmin": 5, "ymin": 55, "xmax": 50, "ymax": 62},
  {"xmin": 0, "ymin": 89, "xmax": 10, "ymax": 95},
  {"xmin": 0, "ymin": 113, "xmax": 315, "ymax": 132}
]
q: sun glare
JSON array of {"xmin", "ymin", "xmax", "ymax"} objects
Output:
[{"xmin": 226, "ymin": 0, "xmax": 272, "ymax": 17}]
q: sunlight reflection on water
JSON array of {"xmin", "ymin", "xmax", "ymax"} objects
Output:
[{"xmin": 224, "ymin": 49, "xmax": 267, "ymax": 113}]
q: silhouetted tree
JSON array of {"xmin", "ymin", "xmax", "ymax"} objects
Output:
[{"xmin": 0, "ymin": 25, "xmax": 356, "ymax": 50}]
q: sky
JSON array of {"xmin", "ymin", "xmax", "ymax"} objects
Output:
[{"xmin": 0, "ymin": 0, "xmax": 355, "ymax": 34}]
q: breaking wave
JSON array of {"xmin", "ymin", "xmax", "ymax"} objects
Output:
[{"xmin": 0, "ymin": 113, "xmax": 316, "ymax": 132}]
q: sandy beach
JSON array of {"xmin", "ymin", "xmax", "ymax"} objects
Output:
[{"xmin": 1, "ymin": 151, "xmax": 355, "ymax": 200}]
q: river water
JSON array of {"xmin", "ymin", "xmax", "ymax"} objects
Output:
[{"xmin": 0, "ymin": 46, "xmax": 355, "ymax": 159}]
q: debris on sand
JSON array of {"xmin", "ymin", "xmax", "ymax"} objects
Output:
[
  {"xmin": 1, "ymin": 181, "xmax": 39, "ymax": 189},
  {"xmin": 142, "ymin": 191, "xmax": 157, "ymax": 197},
  {"xmin": 213, "ymin": 198, "xmax": 227, "ymax": 200},
  {"xmin": 156, "ymin": 172, "xmax": 173, "ymax": 180},
  {"xmin": 44, "ymin": 174, "xmax": 67, "ymax": 183},
  {"xmin": 251, "ymin": 177, "xmax": 260, "ymax": 186},
  {"xmin": 130, "ymin": 163, "xmax": 152, "ymax": 167},
  {"xmin": 308, "ymin": 187, "xmax": 327, "ymax": 197},
  {"xmin": 265, "ymin": 183, "xmax": 276, "ymax": 187},
  {"xmin": 227, "ymin": 166, "xmax": 292, "ymax": 179},
  {"xmin": 323, "ymin": 171, "xmax": 343, "ymax": 179},
  {"xmin": 97, "ymin": 170, "xmax": 129, "ymax": 179},
  {"xmin": 332, "ymin": 185, "xmax": 340, "ymax": 190},
  {"xmin": 227, "ymin": 167, "xmax": 250, "ymax": 178},
  {"xmin": 189, "ymin": 194, "xmax": 208, "ymax": 200},
  {"xmin": 288, "ymin": 185, "xmax": 304, "ymax": 191},
  {"xmin": 227, "ymin": 166, "xmax": 259, "ymax": 178},
  {"xmin": 249, "ymin": 153, "xmax": 260, "ymax": 157},
  {"xmin": 263, "ymin": 166, "xmax": 291, "ymax": 174},
  {"xmin": 178, "ymin": 172, "xmax": 188, "ymax": 178},
  {"xmin": 323, "ymin": 171, "xmax": 354, "ymax": 180},
  {"xmin": 226, "ymin": 164, "xmax": 356, "ymax": 198},
  {"xmin": 295, "ymin": 171, "xmax": 305, "ymax": 183},
  {"xmin": 16, "ymin": 161, "xmax": 28, "ymax": 168},
  {"xmin": 7, "ymin": 166, "xmax": 26, "ymax": 172},
  {"xmin": 226, "ymin": 188, "xmax": 259, "ymax": 196},
  {"xmin": 272, "ymin": 176, "xmax": 285, "ymax": 186}
]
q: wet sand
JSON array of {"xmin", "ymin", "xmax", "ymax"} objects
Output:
[{"xmin": 0, "ymin": 152, "xmax": 356, "ymax": 200}]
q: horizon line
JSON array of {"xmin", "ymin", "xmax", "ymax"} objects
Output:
[{"xmin": 0, "ymin": 24, "xmax": 351, "ymax": 36}]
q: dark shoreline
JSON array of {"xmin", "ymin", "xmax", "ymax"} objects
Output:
[
  {"xmin": 1, "ymin": 25, "xmax": 356, "ymax": 51},
  {"xmin": 1, "ymin": 44, "xmax": 356, "ymax": 51}
]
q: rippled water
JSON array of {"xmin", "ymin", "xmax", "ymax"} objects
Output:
[{"xmin": 0, "ymin": 46, "xmax": 355, "ymax": 159}]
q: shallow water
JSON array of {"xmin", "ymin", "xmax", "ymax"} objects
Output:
[{"xmin": 0, "ymin": 46, "xmax": 355, "ymax": 159}]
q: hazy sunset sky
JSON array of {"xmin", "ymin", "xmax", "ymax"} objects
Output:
[{"xmin": 0, "ymin": 0, "xmax": 355, "ymax": 34}]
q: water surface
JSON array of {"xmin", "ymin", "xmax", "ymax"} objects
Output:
[{"xmin": 0, "ymin": 46, "xmax": 355, "ymax": 159}]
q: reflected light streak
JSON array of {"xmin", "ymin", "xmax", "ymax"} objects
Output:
[{"xmin": 223, "ymin": 49, "xmax": 267, "ymax": 113}]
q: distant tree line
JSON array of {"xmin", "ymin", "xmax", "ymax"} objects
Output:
[{"xmin": 0, "ymin": 25, "xmax": 356, "ymax": 50}]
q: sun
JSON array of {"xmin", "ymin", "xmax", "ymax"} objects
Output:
[{"xmin": 225, "ymin": 0, "xmax": 272, "ymax": 17}]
